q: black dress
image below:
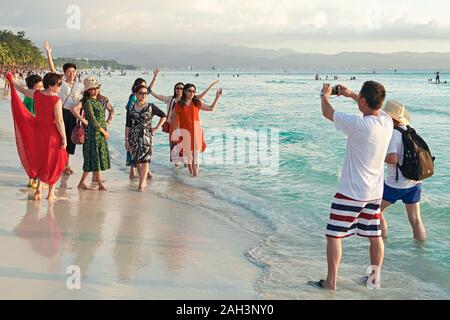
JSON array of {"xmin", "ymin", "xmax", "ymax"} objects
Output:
[{"xmin": 126, "ymin": 103, "xmax": 166, "ymax": 163}]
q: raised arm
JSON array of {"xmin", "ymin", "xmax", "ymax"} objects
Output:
[
  {"xmin": 199, "ymin": 89, "xmax": 222, "ymax": 111},
  {"xmin": 44, "ymin": 41, "xmax": 57, "ymax": 73},
  {"xmin": 148, "ymin": 67, "xmax": 167, "ymax": 102},
  {"xmin": 12, "ymin": 80, "xmax": 35, "ymax": 99},
  {"xmin": 148, "ymin": 67, "xmax": 160, "ymax": 92},
  {"xmin": 320, "ymin": 83, "xmax": 335, "ymax": 122},
  {"xmin": 53, "ymin": 99, "xmax": 67, "ymax": 149},
  {"xmin": 198, "ymin": 80, "xmax": 219, "ymax": 100},
  {"xmin": 337, "ymin": 84, "xmax": 359, "ymax": 103}
]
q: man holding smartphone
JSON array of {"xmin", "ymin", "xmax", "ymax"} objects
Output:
[{"xmin": 312, "ymin": 81, "xmax": 393, "ymax": 290}]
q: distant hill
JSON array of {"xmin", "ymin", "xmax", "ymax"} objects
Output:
[
  {"xmin": 54, "ymin": 57, "xmax": 137, "ymax": 70},
  {"xmin": 52, "ymin": 42, "xmax": 450, "ymax": 70}
]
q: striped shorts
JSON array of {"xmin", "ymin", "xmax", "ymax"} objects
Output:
[{"xmin": 326, "ymin": 193, "xmax": 382, "ymax": 239}]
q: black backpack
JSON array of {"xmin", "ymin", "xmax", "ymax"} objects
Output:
[{"xmin": 394, "ymin": 126, "xmax": 435, "ymax": 181}]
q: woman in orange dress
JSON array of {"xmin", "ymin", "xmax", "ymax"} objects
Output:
[
  {"xmin": 173, "ymin": 83, "xmax": 222, "ymax": 177},
  {"xmin": 7, "ymin": 72, "xmax": 68, "ymax": 201},
  {"xmin": 149, "ymin": 68, "xmax": 219, "ymax": 167}
]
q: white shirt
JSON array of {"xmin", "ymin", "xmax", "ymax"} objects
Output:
[
  {"xmin": 334, "ymin": 110, "xmax": 393, "ymax": 201},
  {"xmin": 164, "ymin": 96, "xmax": 175, "ymax": 114},
  {"xmin": 385, "ymin": 125, "xmax": 421, "ymax": 189},
  {"xmin": 59, "ymin": 80, "xmax": 84, "ymax": 110}
]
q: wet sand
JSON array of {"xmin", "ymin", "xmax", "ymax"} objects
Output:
[{"xmin": 0, "ymin": 97, "xmax": 262, "ymax": 299}]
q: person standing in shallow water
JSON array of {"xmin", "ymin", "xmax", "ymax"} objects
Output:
[
  {"xmin": 380, "ymin": 100, "xmax": 426, "ymax": 241},
  {"xmin": 77, "ymin": 77, "xmax": 111, "ymax": 192},
  {"xmin": 125, "ymin": 78, "xmax": 146, "ymax": 179},
  {"xmin": 125, "ymin": 85, "xmax": 166, "ymax": 192},
  {"xmin": 173, "ymin": 84, "xmax": 222, "ymax": 177},
  {"xmin": 310, "ymin": 81, "xmax": 393, "ymax": 291},
  {"xmin": 149, "ymin": 67, "xmax": 219, "ymax": 167}
]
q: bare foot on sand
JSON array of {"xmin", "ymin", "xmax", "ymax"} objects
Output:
[
  {"xmin": 138, "ymin": 182, "xmax": 147, "ymax": 192},
  {"xmin": 47, "ymin": 195, "xmax": 58, "ymax": 202},
  {"xmin": 63, "ymin": 167, "xmax": 74, "ymax": 175},
  {"xmin": 33, "ymin": 192, "xmax": 42, "ymax": 201},
  {"xmin": 98, "ymin": 185, "xmax": 108, "ymax": 192},
  {"xmin": 78, "ymin": 183, "xmax": 89, "ymax": 190}
]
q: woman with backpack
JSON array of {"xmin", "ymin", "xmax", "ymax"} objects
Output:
[{"xmin": 381, "ymin": 100, "xmax": 430, "ymax": 241}]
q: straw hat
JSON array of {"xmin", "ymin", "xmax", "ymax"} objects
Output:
[
  {"xmin": 383, "ymin": 100, "xmax": 411, "ymax": 125},
  {"xmin": 83, "ymin": 76, "xmax": 102, "ymax": 92}
]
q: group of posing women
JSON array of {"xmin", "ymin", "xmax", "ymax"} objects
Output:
[{"xmin": 6, "ymin": 42, "xmax": 223, "ymax": 200}]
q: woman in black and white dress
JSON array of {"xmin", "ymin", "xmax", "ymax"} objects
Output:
[{"xmin": 125, "ymin": 85, "xmax": 166, "ymax": 192}]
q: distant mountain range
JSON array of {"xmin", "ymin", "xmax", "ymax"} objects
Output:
[{"xmin": 52, "ymin": 42, "xmax": 450, "ymax": 70}]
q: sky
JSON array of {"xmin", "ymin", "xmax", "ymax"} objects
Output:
[{"xmin": 1, "ymin": 0, "xmax": 450, "ymax": 53}]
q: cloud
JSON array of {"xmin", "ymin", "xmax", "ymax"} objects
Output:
[{"xmin": 1, "ymin": 0, "xmax": 450, "ymax": 52}]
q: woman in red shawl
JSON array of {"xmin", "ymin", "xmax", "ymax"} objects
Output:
[{"xmin": 6, "ymin": 72, "xmax": 68, "ymax": 201}]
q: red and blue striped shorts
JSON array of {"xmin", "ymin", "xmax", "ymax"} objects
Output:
[{"xmin": 326, "ymin": 193, "xmax": 382, "ymax": 239}]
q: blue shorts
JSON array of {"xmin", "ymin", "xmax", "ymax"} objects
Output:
[{"xmin": 383, "ymin": 183, "xmax": 422, "ymax": 205}]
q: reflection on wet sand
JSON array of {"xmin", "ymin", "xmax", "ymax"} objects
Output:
[
  {"xmin": 70, "ymin": 190, "xmax": 108, "ymax": 281},
  {"xmin": 14, "ymin": 201, "xmax": 62, "ymax": 259},
  {"xmin": 113, "ymin": 195, "xmax": 146, "ymax": 282},
  {"xmin": 156, "ymin": 180, "xmax": 190, "ymax": 274}
]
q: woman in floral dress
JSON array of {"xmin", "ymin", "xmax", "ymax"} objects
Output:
[
  {"xmin": 71, "ymin": 89, "xmax": 114, "ymax": 184},
  {"xmin": 77, "ymin": 77, "xmax": 111, "ymax": 191}
]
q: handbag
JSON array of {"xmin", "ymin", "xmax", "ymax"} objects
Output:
[
  {"xmin": 71, "ymin": 112, "xmax": 86, "ymax": 144},
  {"xmin": 162, "ymin": 121, "xmax": 170, "ymax": 133},
  {"xmin": 162, "ymin": 98, "xmax": 175, "ymax": 134}
]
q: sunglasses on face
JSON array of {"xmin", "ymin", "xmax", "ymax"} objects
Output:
[
  {"xmin": 186, "ymin": 90, "xmax": 196, "ymax": 93},
  {"xmin": 138, "ymin": 91, "xmax": 148, "ymax": 96},
  {"xmin": 176, "ymin": 87, "xmax": 184, "ymax": 90}
]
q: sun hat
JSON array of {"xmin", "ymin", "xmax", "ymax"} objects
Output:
[
  {"xmin": 383, "ymin": 100, "xmax": 411, "ymax": 125},
  {"xmin": 83, "ymin": 76, "xmax": 101, "ymax": 92}
]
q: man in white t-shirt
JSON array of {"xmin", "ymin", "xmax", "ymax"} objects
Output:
[
  {"xmin": 381, "ymin": 100, "xmax": 426, "ymax": 241},
  {"xmin": 44, "ymin": 41, "xmax": 84, "ymax": 175},
  {"xmin": 310, "ymin": 81, "xmax": 393, "ymax": 291}
]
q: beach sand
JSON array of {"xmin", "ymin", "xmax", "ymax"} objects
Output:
[{"xmin": 0, "ymin": 96, "xmax": 262, "ymax": 300}]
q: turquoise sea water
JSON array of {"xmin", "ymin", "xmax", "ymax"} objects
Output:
[{"xmin": 102, "ymin": 70, "xmax": 449, "ymax": 299}]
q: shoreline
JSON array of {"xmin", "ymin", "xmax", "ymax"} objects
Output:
[{"xmin": 0, "ymin": 96, "xmax": 265, "ymax": 299}]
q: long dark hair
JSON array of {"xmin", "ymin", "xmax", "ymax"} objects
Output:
[
  {"xmin": 173, "ymin": 82, "xmax": 184, "ymax": 98},
  {"xmin": 132, "ymin": 78, "xmax": 146, "ymax": 93},
  {"xmin": 80, "ymin": 91, "xmax": 92, "ymax": 104},
  {"xmin": 180, "ymin": 83, "xmax": 201, "ymax": 107}
]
